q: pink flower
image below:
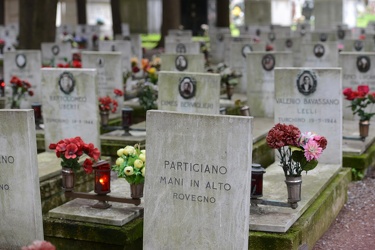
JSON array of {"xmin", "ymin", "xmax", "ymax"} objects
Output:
[{"xmin": 303, "ymin": 140, "xmax": 323, "ymax": 161}]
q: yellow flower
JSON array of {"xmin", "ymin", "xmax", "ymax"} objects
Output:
[
  {"xmin": 117, "ymin": 148, "xmax": 124, "ymax": 157},
  {"xmin": 124, "ymin": 146, "xmax": 135, "ymax": 155},
  {"xmin": 148, "ymin": 67, "xmax": 156, "ymax": 75},
  {"xmin": 141, "ymin": 167, "xmax": 145, "ymax": 177},
  {"xmin": 139, "ymin": 153, "xmax": 146, "ymax": 163},
  {"xmin": 124, "ymin": 166, "xmax": 134, "ymax": 176},
  {"xmin": 141, "ymin": 149, "xmax": 146, "ymax": 154},
  {"xmin": 134, "ymin": 159, "xmax": 143, "ymax": 169},
  {"xmin": 116, "ymin": 157, "xmax": 124, "ymax": 166}
]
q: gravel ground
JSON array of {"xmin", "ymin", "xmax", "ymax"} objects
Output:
[{"xmin": 313, "ymin": 167, "xmax": 375, "ymax": 250}]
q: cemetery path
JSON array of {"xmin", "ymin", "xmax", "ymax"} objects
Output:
[{"xmin": 313, "ymin": 167, "xmax": 375, "ymax": 250}]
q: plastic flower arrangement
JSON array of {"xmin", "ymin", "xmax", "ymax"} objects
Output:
[
  {"xmin": 215, "ymin": 63, "xmax": 242, "ymax": 86},
  {"xmin": 9, "ymin": 76, "xmax": 34, "ymax": 109},
  {"xmin": 48, "ymin": 136, "xmax": 101, "ymax": 174},
  {"xmin": 112, "ymin": 144, "xmax": 145, "ymax": 184},
  {"xmin": 98, "ymin": 96, "xmax": 119, "ymax": 113},
  {"xmin": 343, "ymin": 85, "xmax": 375, "ymax": 121},
  {"xmin": 266, "ymin": 123, "xmax": 328, "ymax": 177}
]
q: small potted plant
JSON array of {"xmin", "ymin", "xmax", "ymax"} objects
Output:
[
  {"xmin": 266, "ymin": 123, "xmax": 327, "ymax": 204},
  {"xmin": 111, "ymin": 144, "xmax": 145, "ymax": 199},
  {"xmin": 343, "ymin": 85, "xmax": 375, "ymax": 138},
  {"xmin": 49, "ymin": 136, "xmax": 101, "ymax": 191},
  {"xmin": 98, "ymin": 95, "xmax": 119, "ymax": 126}
]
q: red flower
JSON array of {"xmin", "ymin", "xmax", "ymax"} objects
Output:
[
  {"xmin": 72, "ymin": 60, "xmax": 82, "ymax": 68},
  {"xmin": 114, "ymin": 88, "xmax": 124, "ymax": 97},
  {"xmin": 28, "ymin": 90, "xmax": 34, "ymax": 96},
  {"xmin": 99, "ymin": 95, "xmax": 118, "ymax": 113},
  {"xmin": 266, "ymin": 123, "xmax": 301, "ymax": 149},
  {"xmin": 64, "ymin": 143, "xmax": 79, "ymax": 159},
  {"xmin": 84, "ymin": 143, "xmax": 101, "ymax": 161},
  {"xmin": 83, "ymin": 158, "xmax": 94, "ymax": 174}
]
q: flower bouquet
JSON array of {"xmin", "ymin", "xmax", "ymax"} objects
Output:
[
  {"xmin": 9, "ymin": 76, "xmax": 34, "ymax": 109},
  {"xmin": 49, "ymin": 136, "xmax": 101, "ymax": 174},
  {"xmin": 266, "ymin": 123, "xmax": 328, "ymax": 177},
  {"xmin": 112, "ymin": 144, "xmax": 145, "ymax": 185},
  {"xmin": 343, "ymin": 85, "xmax": 375, "ymax": 122},
  {"xmin": 98, "ymin": 96, "xmax": 119, "ymax": 113}
]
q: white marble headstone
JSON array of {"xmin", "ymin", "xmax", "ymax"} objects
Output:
[
  {"xmin": 4, "ymin": 50, "xmax": 42, "ymax": 107},
  {"xmin": 300, "ymin": 42, "xmax": 338, "ymax": 67},
  {"xmin": 339, "ymin": 52, "xmax": 375, "ymax": 120},
  {"xmin": 164, "ymin": 41, "xmax": 201, "ymax": 54},
  {"xmin": 160, "ymin": 54, "xmax": 205, "ymax": 73},
  {"xmin": 157, "ymin": 71, "xmax": 221, "ymax": 114},
  {"xmin": 41, "ymin": 42, "xmax": 72, "ymax": 67},
  {"xmin": 246, "ymin": 52, "xmax": 293, "ymax": 117},
  {"xmin": 0, "ymin": 110, "xmax": 43, "ymax": 248},
  {"xmin": 81, "ymin": 51, "xmax": 123, "ymax": 112},
  {"xmin": 41, "ymin": 68, "xmax": 100, "ymax": 150},
  {"xmin": 208, "ymin": 27, "xmax": 231, "ymax": 64},
  {"xmin": 144, "ymin": 110, "xmax": 253, "ymax": 250},
  {"xmin": 274, "ymin": 67, "xmax": 342, "ymax": 165},
  {"xmin": 98, "ymin": 40, "xmax": 131, "ymax": 74}
]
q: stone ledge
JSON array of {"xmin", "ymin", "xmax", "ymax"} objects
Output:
[{"xmin": 249, "ymin": 168, "xmax": 351, "ymax": 250}]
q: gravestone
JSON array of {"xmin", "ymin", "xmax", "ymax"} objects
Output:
[
  {"xmin": 4, "ymin": 50, "xmax": 42, "ymax": 107},
  {"xmin": 81, "ymin": 51, "xmax": 123, "ymax": 112},
  {"xmin": 130, "ymin": 34, "xmax": 143, "ymax": 61},
  {"xmin": 144, "ymin": 110, "xmax": 253, "ymax": 249},
  {"xmin": 274, "ymin": 67, "xmax": 342, "ymax": 164},
  {"xmin": 157, "ymin": 71, "xmax": 221, "ymax": 114},
  {"xmin": 41, "ymin": 68, "xmax": 101, "ymax": 149},
  {"xmin": 165, "ymin": 35, "xmax": 193, "ymax": 44},
  {"xmin": 246, "ymin": 52, "xmax": 293, "ymax": 117},
  {"xmin": 55, "ymin": 24, "xmax": 74, "ymax": 42},
  {"xmin": 0, "ymin": 110, "xmax": 43, "ymax": 248},
  {"xmin": 164, "ymin": 41, "xmax": 201, "ymax": 54},
  {"xmin": 244, "ymin": 0, "xmax": 271, "ymax": 26},
  {"xmin": 274, "ymin": 37, "xmax": 302, "ymax": 66},
  {"xmin": 340, "ymin": 39, "xmax": 366, "ymax": 52},
  {"xmin": 98, "ymin": 40, "xmax": 132, "ymax": 75},
  {"xmin": 310, "ymin": 31, "xmax": 337, "ymax": 43},
  {"xmin": 227, "ymin": 40, "xmax": 266, "ymax": 93},
  {"xmin": 168, "ymin": 29, "xmax": 193, "ymax": 37},
  {"xmin": 339, "ymin": 52, "xmax": 375, "ymax": 120},
  {"xmin": 41, "ymin": 42, "xmax": 72, "ymax": 67},
  {"xmin": 121, "ymin": 23, "xmax": 130, "ymax": 37},
  {"xmin": 75, "ymin": 24, "xmax": 100, "ymax": 50},
  {"xmin": 208, "ymin": 27, "xmax": 231, "ymax": 64},
  {"xmin": 300, "ymin": 42, "xmax": 339, "ymax": 67},
  {"xmin": 160, "ymin": 54, "xmax": 205, "ymax": 73}
]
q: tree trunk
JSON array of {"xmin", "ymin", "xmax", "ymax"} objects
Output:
[
  {"xmin": 76, "ymin": 0, "xmax": 87, "ymax": 25},
  {"xmin": 156, "ymin": 0, "xmax": 181, "ymax": 48},
  {"xmin": 111, "ymin": 0, "xmax": 122, "ymax": 38},
  {"xmin": 216, "ymin": 0, "xmax": 230, "ymax": 28},
  {"xmin": 18, "ymin": 0, "xmax": 58, "ymax": 49},
  {"xmin": 0, "ymin": 0, "xmax": 4, "ymax": 25}
]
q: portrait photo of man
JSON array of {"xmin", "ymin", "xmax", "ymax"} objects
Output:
[
  {"xmin": 262, "ymin": 54, "xmax": 276, "ymax": 71},
  {"xmin": 178, "ymin": 77, "xmax": 196, "ymax": 99},
  {"xmin": 297, "ymin": 71, "xmax": 317, "ymax": 96},
  {"xmin": 357, "ymin": 56, "xmax": 371, "ymax": 73},
  {"xmin": 313, "ymin": 44, "xmax": 325, "ymax": 58},
  {"xmin": 59, "ymin": 71, "xmax": 75, "ymax": 95}
]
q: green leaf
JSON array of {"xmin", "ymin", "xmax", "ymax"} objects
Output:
[{"xmin": 301, "ymin": 160, "xmax": 318, "ymax": 172}]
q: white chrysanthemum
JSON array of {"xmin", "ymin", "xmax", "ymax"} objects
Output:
[
  {"xmin": 116, "ymin": 157, "xmax": 124, "ymax": 166},
  {"xmin": 124, "ymin": 166, "xmax": 134, "ymax": 176}
]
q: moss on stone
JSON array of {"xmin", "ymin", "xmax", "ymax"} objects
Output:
[
  {"xmin": 249, "ymin": 168, "xmax": 351, "ymax": 249},
  {"xmin": 343, "ymin": 142, "xmax": 375, "ymax": 180}
]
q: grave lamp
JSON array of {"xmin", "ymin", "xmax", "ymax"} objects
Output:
[
  {"xmin": 250, "ymin": 163, "xmax": 298, "ymax": 209},
  {"xmin": 240, "ymin": 106, "xmax": 250, "ymax": 116},
  {"xmin": 122, "ymin": 107, "xmax": 133, "ymax": 136},
  {"xmin": 92, "ymin": 160, "xmax": 112, "ymax": 209},
  {"xmin": 251, "ymin": 163, "xmax": 265, "ymax": 198},
  {"xmin": 0, "ymin": 79, "xmax": 5, "ymax": 97},
  {"xmin": 64, "ymin": 160, "xmax": 141, "ymax": 208},
  {"xmin": 31, "ymin": 102, "xmax": 43, "ymax": 130}
]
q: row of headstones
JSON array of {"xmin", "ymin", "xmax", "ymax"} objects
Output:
[{"xmin": 0, "ymin": 65, "xmax": 342, "ymax": 248}]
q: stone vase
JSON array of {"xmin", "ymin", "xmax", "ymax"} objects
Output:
[
  {"xmin": 359, "ymin": 120, "xmax": 370, "ymax": 139},
  {"xmin": 61, "ymin": 167, "xmax": 75, "ymax": 191},
  {"xmin": 285, "ymin": 175, "xmax": 302, "ymax": 207},
  {"xmin": 130, "ymin": 183, "xmax": 144, "ymax": 199},
  {"xmin": 226, "ymin": 84, "xmax": 234, "ymax": 100},
  {"xmin": 100, "ymin": 110, "xmax": 110, "ymax": 126}
]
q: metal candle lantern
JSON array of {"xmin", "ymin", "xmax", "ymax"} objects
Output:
[
  {"xmin": 122, "ymin": 107, "xmax": 133, "ymax": 136},
  {"xmin": 251, "ymin": 163, "xmax": 266, "ymax": 198},
  {"xmin": 31, "ymin": 102, "xmax": 42, "ymax": 129},
  {"xmin": 92, "ymin": 160, "xmax": 112, "ymax": 209}
]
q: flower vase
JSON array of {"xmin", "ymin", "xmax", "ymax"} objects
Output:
[
  {"xmin": 100, "ymin": 111, "xmax": 110, "ymax": 126},
  {"xmin": 130, "ymin": 183, "xmax": 144, "ymax": 199},
  {"xmin": 285, "ymin": 176, "xmax": 302, "ymax": 207},
  {"xmin": 226, "ymin": 84, "xmax": 234, "ymax": 100},
  {"xmin": 359, "ymin": 120, "xmax": 370, "ymax": 139},
  {"xmin": 61, "ymin": 167, "xmax": 75, "ymax": 191}
]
